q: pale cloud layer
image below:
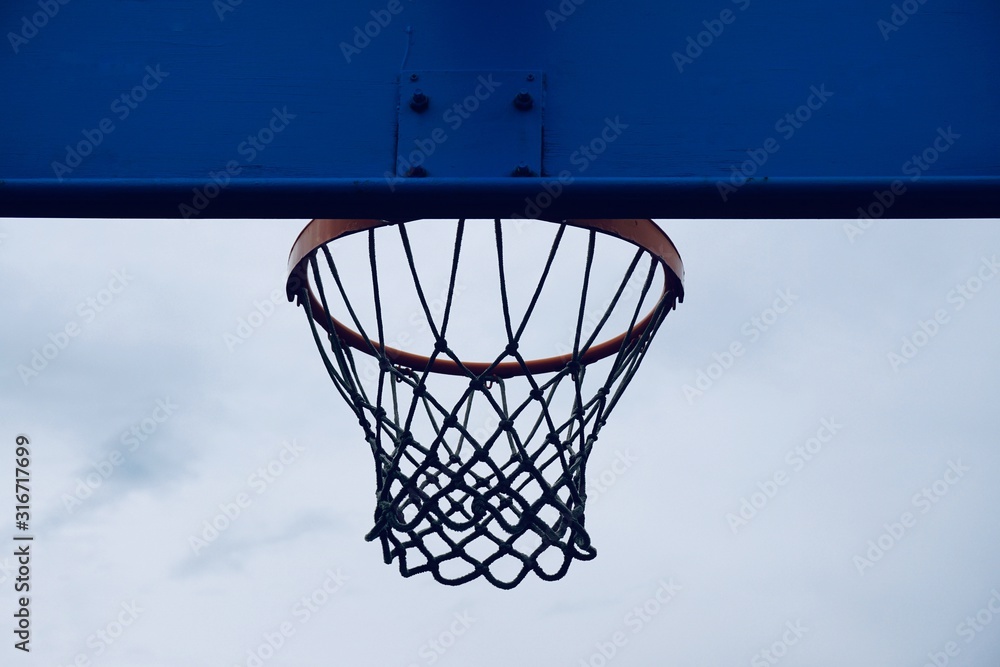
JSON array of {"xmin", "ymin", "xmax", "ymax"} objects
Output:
[{"xmin": 1, "ymin": 217, "xmax": 998, "ymax": 666}]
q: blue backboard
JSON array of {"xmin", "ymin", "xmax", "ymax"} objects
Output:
[{"xmin": 1, "ymin": 0, "xmax": 998, "ymax": 219}]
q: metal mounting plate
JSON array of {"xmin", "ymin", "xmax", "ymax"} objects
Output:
[{"xmin": 395, "ymin": 71, "xmax": 543, "ymax": 181}]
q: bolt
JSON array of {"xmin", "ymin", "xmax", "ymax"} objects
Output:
[
  {"xmin": 526, "ymin": 74, "xmax": 535, "ymax": 82},
  {"xmin": 512, "ymin": 162, "xmax": 533, "ymax": 176},
  {"xmin": 406, "ymin": 165, "xmax": 427, "ymax": 177},
  {"xmin": 409, "ymin": 90, "xmax": 429, "ymax": 112},
  {"xmin": 409, "ymin": 73, "xmax": 419, "ymax": 82},
  {"xmin": 514, "ymin": 89, "xmax": 533, "ymax": 110}
]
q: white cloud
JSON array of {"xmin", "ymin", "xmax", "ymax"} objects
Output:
[{"xmin": 2, "ymin": 217, "xmax": 999, "ymax": 666}]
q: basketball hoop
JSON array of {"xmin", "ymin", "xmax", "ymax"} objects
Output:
[{"xmin": 287, "ymin": 218, "xmax": 683, "ymax": 588}]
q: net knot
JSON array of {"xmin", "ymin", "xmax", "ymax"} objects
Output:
[
  {"xmin": 505, "ymin": 342, "xmax": 519, "ymax": 356},
  {"xmin": 434, "ymin": 338, "xmax": 449, "ymax": 354},
  {"xmin": 364, "ymin": 500, "xmax": 397, "ymax": 541},
  {"xmin": 471, "ymin": 495, "xmax": 488, "ymax": 517}
]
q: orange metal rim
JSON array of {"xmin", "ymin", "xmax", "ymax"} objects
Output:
[{"xmin": 286, "ymin": 218, "xmax": 684, "ymax": 378}]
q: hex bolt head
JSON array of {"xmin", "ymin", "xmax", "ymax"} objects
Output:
[
  {"xmin": 512, "ymin": 162, "xmax": 533, "ymax": 176},
  {"xmin": 514, "ymin": 89, "xmax": 534, "ymax": 110},
  {"xmin": 409, "ymin": 90, "xmax": 429, "ymax": 112},
  {"xmin": 409, "ymin": 73, "xmax": 419, "ymax": 82},
  {"xmin": 406, "ymin": 165, "xmax": 427, "ymax": 177}
]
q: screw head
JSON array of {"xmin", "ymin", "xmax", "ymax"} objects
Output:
[
  {"xmin": 409, "ymin": 90, "xmax": 429, "ymax": 112},
  {"xmin": 514, "ymin": 89, "xmax": 533, "ymax": 110},
  {"xmin": 406, "ymin": 165, "xmax": 427, "ymax": 177},
  {"xmin": 526, "ymin": 74, "xmax": 535, "ymax": 82},
  {"xmin": 512, "ymin": 162, "xmax": 533, "ymax": 176},
  {"xmin": 409, "ymin": 73, "xmax": 419, "ymax": 82}
]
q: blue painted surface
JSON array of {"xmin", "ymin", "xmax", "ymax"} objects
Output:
[{"xmin": 0, "ymin": 0, "xmax": 997, "ymax": 218}]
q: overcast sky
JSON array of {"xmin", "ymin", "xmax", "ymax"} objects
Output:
[{"xmin": 1, "ymin": 216, "xmax": 999, "ymax": 667}]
